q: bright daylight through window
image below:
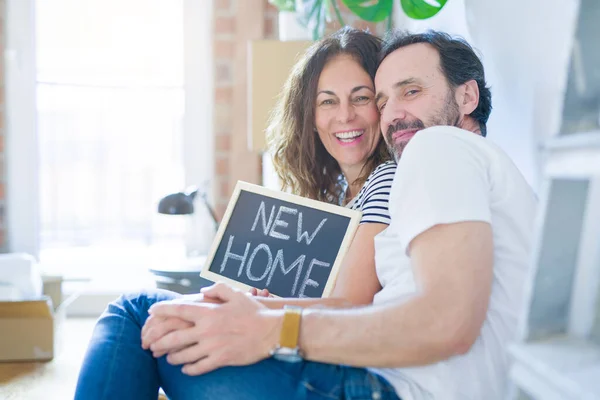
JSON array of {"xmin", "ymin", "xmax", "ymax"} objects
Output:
[{"xmin": 36, "ymin": 0, "xmax": 189, "ymax": 282}]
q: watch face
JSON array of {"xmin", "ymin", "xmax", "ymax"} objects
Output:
[{"xmin": 271, "ymin": 347, "xmax": 303, "ymax": 363}]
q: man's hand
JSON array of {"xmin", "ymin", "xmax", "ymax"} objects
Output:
[
  {"xmin": 141, "ymin": 293, "xmax": 223, "ymax": 353},
  {"xmin": 141, "ymin": 315, "xmax": 193, "ymax": 354},
  {"xmin": 147, "ymin": 283, "xmax": 282, "ymax": 375}
]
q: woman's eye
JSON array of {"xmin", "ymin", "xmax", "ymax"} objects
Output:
[
  {"xmin": 354, "ymin": 96, "xmax": 371, "ymax": 103},
  {"xmin": 320, "ymin": 99, "xmax": 334, "ymax": 106}
]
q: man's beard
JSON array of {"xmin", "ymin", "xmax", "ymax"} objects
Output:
[{"xmin": 385, "ymin": 89, "xmax": 461, "ymax": 161}]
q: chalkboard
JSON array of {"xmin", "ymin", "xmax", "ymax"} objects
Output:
[{"xmin": 201, "ymin": 181, "xmax": 361, "ymax": 298}]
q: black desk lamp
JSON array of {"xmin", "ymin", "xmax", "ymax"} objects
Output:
[
  {"xmin": 153, "ymin": 187, "xmax": 217, "ymax": 294},
  {"xmin": 157, "ymin": 187, "xmax": 219, "ymax": 228}
]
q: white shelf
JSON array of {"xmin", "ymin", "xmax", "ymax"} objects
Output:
[
  {"xmin": 544, "ymin": 132, "xmax": 600, "ymax": 178},
  {"xmin": 509, "ymin": 336, "xmax": 600, "ymax": 399}
]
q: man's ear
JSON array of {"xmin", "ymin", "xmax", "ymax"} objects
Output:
[{"xmin": 457, "ymin": 80, "xmax": 479, "ymax": 115}]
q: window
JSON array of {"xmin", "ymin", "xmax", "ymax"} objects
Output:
[{"xmin": 31, "ymin": 0, "xmax": 214, "ymax": 281}]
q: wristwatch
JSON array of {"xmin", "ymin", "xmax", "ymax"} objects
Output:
[{"xmin": 270, "ymin": 305, "xmax": 303, "ymax": 362}]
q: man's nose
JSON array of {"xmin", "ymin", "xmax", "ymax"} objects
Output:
[
  {"xmin": 381, "ymin": 99, "xmax": 407, "ymax": 130},
  {"xmin": 336, "ymin": 102, "xmax": 356, "ymax": 124}
]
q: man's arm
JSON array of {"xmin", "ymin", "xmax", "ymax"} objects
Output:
[
  {"xmin": 146, "ymin": 220, "xmax": 493, "ymax": 373},
  {"xmin": 299, "ymin": 220, "xmax": 493, "ymax": 367}
]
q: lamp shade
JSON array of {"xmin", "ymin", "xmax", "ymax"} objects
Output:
[{"xmin": 157, "ymin": 189, "xmax": 198, "ymax": 215}]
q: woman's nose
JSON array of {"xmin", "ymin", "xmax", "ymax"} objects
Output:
[{"xmin": 336, "ymin": 102, "xmax": 356, "ymax": 124}]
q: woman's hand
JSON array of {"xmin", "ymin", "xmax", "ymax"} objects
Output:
[{"xmin": 248, "ymin": 287, "xmax": 272, "ymax": 297}]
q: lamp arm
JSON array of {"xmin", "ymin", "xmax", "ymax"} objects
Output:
[{"xmin": 200, "ymin": 193, "xmax": 220, "ymax": 229}]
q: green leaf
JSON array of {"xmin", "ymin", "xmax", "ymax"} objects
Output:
[
  {"xmin": 296, "ymin": 0, "xmax": 322, "ymax": 28},
  {"xmin": 269, "ymin": 0, "xmax": 296, "ymax": 12},
  {"xmin": 295, "ymin": 0, "xmax": 329, "ymax": 39},
  {"xmin": 341, "ymin": 0, "xmax": 393, "ymax": 22},
  {"xmin": 401, "ymin": 0, "xmax": 448, "ymax": 20}
]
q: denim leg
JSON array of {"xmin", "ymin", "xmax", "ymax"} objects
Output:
[
  {"xmin": 74, "ymin": 288, "xmax": 401, "ymax": 400},
  {"xmin": 74, "ymin": 289, "xmax": 182, "ymax": 400},
  {"xmin": 160, "ymin": 359, "xmax": 401, "ymax": 400},
  {"xmin": 341, "ymin": 366, "xmax": 401, "ymax": 400},
  {"xmin": 298, "ymin": 362, "xmax": 401, "ymax": 400}
]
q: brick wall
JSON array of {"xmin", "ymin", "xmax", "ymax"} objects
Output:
[
  {"xmin": 212, "ymin": 0, "xmax": 388, "ymax": 218},
  {"xmin": 213, "ymin": 0, "xmax": 266, "ymax": 218}
]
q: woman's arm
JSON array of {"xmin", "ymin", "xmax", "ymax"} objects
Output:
[
  {"xmin": 252, "ymin": 222, "xmax": 386, "ymax": 309},
  {"xmin": 252, "ymin": 161, "xmax": 396, "ymax": 309},
  {"xmin": 328, "ymin": 222, "xmax": 386, "ymax": 304}
]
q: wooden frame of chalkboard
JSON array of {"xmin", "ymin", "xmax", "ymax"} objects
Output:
[{"xmin": 200, "ymin": 181, "xmax": 361, "ymax": 298}]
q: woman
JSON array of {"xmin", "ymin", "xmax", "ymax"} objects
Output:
[
  {"xmin": 265, "ymin": 26, "xmax": 396, "ymax": 305},
  {"xmin": 74, "ymin": 27, "xmax": 397, "ymax": 400}
]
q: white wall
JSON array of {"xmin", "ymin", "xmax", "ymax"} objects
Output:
[
  {"xmin": 5, "ymin": 0, "xmax": 40, "ymax": 258},
  {"xmin": 183, "ymin": 0, "xmax": 217, "ymax": 254},
  {"xmin": 393, "ymin": 0, "xmax": 580, "ymax": 191}
]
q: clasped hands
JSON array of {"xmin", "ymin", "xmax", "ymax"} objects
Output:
[{"xmin": 141, "ymin": 283, "xmax": 280, "ymax": 376}]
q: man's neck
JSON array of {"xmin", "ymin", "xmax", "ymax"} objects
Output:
[{"xmin": 458, "ymin": 116, "xmax": 482, "ymax": 135}]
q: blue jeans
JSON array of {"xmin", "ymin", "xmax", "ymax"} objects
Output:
[{"xmin": 74, "ymin": 289, "xmax": 401, "ymax": 400}]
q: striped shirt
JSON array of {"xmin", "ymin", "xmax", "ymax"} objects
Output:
[{"xmin": 347, "ymin": 160, "xmax": 397, "ymax": 225}]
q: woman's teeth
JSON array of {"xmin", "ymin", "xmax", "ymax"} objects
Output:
[{"xmin": 335, "ymin": 130, "xmax": 364, "ymax": 143}]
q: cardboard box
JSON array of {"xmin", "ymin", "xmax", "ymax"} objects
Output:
[{"xmin": 0, "ymin": 295, "xmax": 66, "ymax": 362}]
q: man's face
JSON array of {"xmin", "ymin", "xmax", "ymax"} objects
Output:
[{"xmin": 374, "ymin": 43, "xmax": 461, "ymax": 160}]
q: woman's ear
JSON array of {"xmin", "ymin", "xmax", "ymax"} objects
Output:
[{"xmin": 458, "ymin": 80, "xmax": 479, "ymax": 115}]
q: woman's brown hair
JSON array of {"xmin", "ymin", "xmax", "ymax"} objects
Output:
[{"xmin": 267, "ymin": 27, "xmax": 392, "ymax": 204}]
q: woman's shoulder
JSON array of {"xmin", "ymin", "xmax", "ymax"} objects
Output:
[
  {"xmin": 350, "ymin": 160, "xmax": 397, "ymax": 224},
  {"xmin": 350, "ymin": 161, "xmax": 397, "ymax": 209},
  {"xmin": 365, "ymin": 160, "xmax": 397, "ymax": 185},
  {"xmin": 374, "ymin": 160, "xmax": 397, "ymax": 171}
]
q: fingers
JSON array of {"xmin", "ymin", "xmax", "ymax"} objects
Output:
[
  {"xmin": 248, "ymin": 288, "xmax": 270, "ymax": 297},
  {"xmin": 200, "ymin": 282, "xmax": 240, "ymax": 302},
  {"xmin": 141, "ymin": 316, "xmax": 192, "ymax": 350},
  {"xmin": 166, "ymin": 344, "xmax": 207, "ymax": 366},
  {"xmin": 181, "ymin": 354, "xmax": 224, "ymax": 376},
  {"xmin": 181, "ymin": 293, "xmax": 204, "ymax": 302},
  {"xmin": 149, "ymin": 325, "xmax": 198, "ymax": 356},
  {"xmin": 152, "ymin": 342, "xmax": 190, "ymax": 359},
  {"xmin": 164, "ymin": 335, "xmax": 229, "ymax": 369},
  {"xmin": 149, "ymin": 300, "xmax": 214, "ymax": 320},
  {"xmin": 165, "ymin": 336, "xmax": 224, "ymax": 366}
]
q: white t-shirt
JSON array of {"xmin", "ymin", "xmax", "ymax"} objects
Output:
[{"xmin": 368, "ymin": 126, "xmax": 537, "ymax": 400}]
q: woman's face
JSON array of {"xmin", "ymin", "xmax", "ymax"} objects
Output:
[{"xmin": 314, "ymin": 54, "xmax": 380, "ymax": 172}]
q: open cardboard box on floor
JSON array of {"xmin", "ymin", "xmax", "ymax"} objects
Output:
[{"xmin": 0, "ymin": 276, "xmax": 69, "ymax": 362}]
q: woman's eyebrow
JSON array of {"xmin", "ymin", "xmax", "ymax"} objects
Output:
[
  {"xmin": 351, "ymin": 85, "xmax": 374, "ymax": 94},
  {"xmin": 317, "ymin": 90, "xmax": 336, "ymax": 96},
  {"xmin": 318, "ymin": 85, "xmax": 374, "ymax": 96}
]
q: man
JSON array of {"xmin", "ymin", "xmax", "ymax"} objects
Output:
[{"xmin": 76, "ymin": 30, "xmax": 537, "ymax": 400}]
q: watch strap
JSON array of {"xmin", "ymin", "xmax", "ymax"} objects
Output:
[{"xmin": 279, "ymin": 306, "xmax": 302, "ymax": 349}]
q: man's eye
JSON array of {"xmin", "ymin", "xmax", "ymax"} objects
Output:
[
  {"xmin": 406, "ymin": 89, "xmax": 420, "ymax": 96},
  {"xmin": 378, "ymin": 102, "xmax": 386, "ymax": 111}
]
